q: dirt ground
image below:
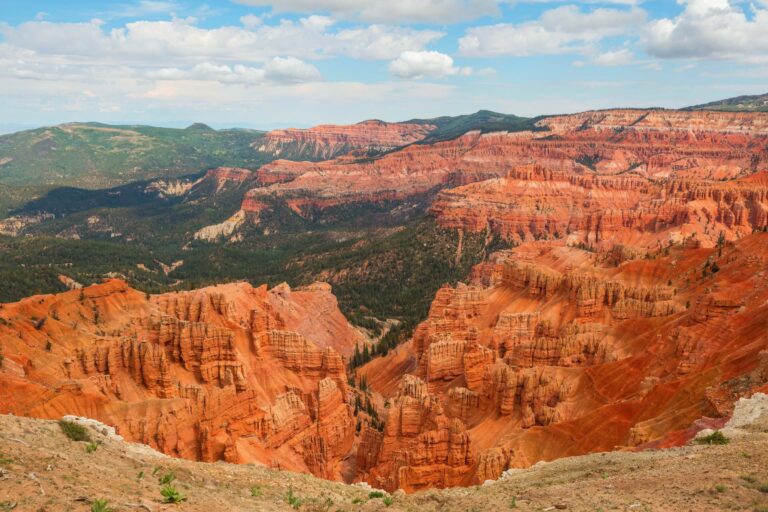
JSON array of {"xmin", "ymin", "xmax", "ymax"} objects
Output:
[{"xmin": 1, "ymin": 413, "xmax": 767, "ymax": 512}]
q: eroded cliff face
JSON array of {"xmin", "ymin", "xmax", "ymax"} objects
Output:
[
  {"xmin": 356, "ymin": 234, "xmax": 768, "ymax": 491},
  {"xmin": 257, "ymin": 120, "xmax": 436, "ymax": 160},
  {"xmin": 430, "ymin": 165, "xmax": 768, "ymax": 250},
  {"xmin": 0, "ymin": 279, "xmax": 364, "ymax": 481},
  {"xmin": 225, "ymin": 109, "xmax": 768, "ymax": 233}
]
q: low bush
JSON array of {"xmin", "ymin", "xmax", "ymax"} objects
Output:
[
  {"xmin": 695, "ymin": 430, "xmax": 729, "ymax": 445},
  {"xmin": 58, "ymin": 420, "xmax": 91, "ymax": 442},
  {"xmin": 160, "ymin": 484, "xmax": 186, "ymax": 503}
]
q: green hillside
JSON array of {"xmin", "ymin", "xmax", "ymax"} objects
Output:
[
  {"xmin": 684, "ymin": 93, "xmax": 768, "ymax": 112},
  {"xmin": 0, "ymin": 122, "xmax": 267, "ymax": 189},
  {"xmin": 409, "ymin": 110, "xmax": 543, "ymax": 143}
]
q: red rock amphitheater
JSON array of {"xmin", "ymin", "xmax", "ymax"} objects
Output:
[{"xmin": 2, "ymin": 108, "xmax": 768, "ymax": 492}]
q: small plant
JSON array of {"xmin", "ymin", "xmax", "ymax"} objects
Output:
[
  {"xmin": 152, "ymin": 466, "xmax": 160, "ymax": 476},
  {"xmin": 0, "ymin": 454, "xmax": 12, "ymax": 465},
  {"xmin": 509, "ymin": 496, "xmax": 517, "ymax": 508},
  {"xmin": 759, "ymin": 482, "xmax": 768, "ymax": 493},
  {"xmin": 0, "ymin": 501, "xmax": 16, "ymax": 511},
  {"xmin": 383, "ymin": 495, "xmax": 394, "ymax": 507},
  {"xmin": 741, "ymin": 474, "xmax": 757, "ymax": 484},
  {"xmin": 369, "ymin": 491, "xmax": 385, "ymax": 499},
  {"xmin": 714, "ymin": 484, "xmax": 726, "ymax": 493},
  {"xmin": 286, "ymin": 487, "xmax": 302, "ymax": 510},
  {"xmin": 158, "ymin": 471, "xmax": 176, "ymax": 485},
  {"xmin": 160, "ymin": 484, "xmax": 186, "ymax": 503},
  {"xmin": 85, "ymin": 441, "xmax": 101, "ymax": 453},
  {"xmin": 59, "ymin": 420, "xmax": 91, "ymax": 442},
  {"xmin": 352, "ymin": 497, "xmax": 365, "ymax": 504},
  {"xmin": 137, "ymin": 471, "xmax": 144, "ymax": 479},
  {"xmin": 696, "ymin": 430, "xmax": 729, "ymax": 445},
  {"xmin": 91, "ymin": 499, "xmax": 114, "ymax": 512},
  {"xmin": 250, "ymin": 485, "xmax": 262, "ymax": 498}
]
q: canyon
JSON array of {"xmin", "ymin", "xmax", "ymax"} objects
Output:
[
  {"xmin": 1, "ymin": 106, "xmax": 768, "ymax": 494},
  {"xmin": 193, "ymin": 109, "xmax": 768, "ymax": 240}
]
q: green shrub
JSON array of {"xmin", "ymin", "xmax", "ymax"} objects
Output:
[
  {"xmin": 250, "ymin": 485, "xmax": 262, "ymax": 498},
  {"xmin": 160, "ymin": 484, "xmax": 186, "ymax": 503},
  {"xmin": 59, "ymin": 420, "xmax": 91, "ymax": 442},
  {"xmin": 695, "ymin": 431, "xmax": 729, "ymax": 445},
  {"xmin": 741, "ymin": 475, "xmax": 757, "ymax": 484},
  {"xmin": 383, "ymin": 496, "xmax": 394, "ymax": 507},
  {"xmin": 85, "ymin": 441, "xmax": 100, "ymax": 453},
  {"xmin": 90, "ymin": 499, "xmax": 114, "ymax": 512},
  {"xmin": 759, "ymin": 482, "xmax": 768, "ymax": 493},
  {"xmin": 158, "ymin": 471, "xmax": 176, "ymax": 485},
  {"xmin": 369, "ymin": 491, "xmax": 385, "ymax": 499},
  {"xmin": 286, "ymin": 487, "xmax": 302, "ymax": 510},
  {"xmin": 714, "ymin": 484, "xmax": 726, "ymax": 493}
]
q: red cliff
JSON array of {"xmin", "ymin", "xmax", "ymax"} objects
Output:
[
  {"xmin": 257, "ymin": 120, "xmax": 436, "ymax": 160},
  {"xmin": 0, "ymin": 280, "xmax": 364, "ymax": 481}
]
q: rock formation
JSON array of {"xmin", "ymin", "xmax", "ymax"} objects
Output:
[
  {"xmin": 356, "ymin": 233, "xmax": 768, "ymax": 489},
  {"xmin": 219, "ymin": 109, "xmax": 768, "ymax": 236},
  {"xmin": 257, "ymin": 120, "xmax": 436, "ymax": 160},
  {"xmin": 0, "ymin": 279, "xmax": 364, "ymax": 481}
]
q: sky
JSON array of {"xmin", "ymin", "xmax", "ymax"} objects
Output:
[{"xmin": 0, "ymin": 0, "xmax": 767, "ymax": 131}]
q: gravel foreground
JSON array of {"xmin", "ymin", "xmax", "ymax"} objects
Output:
[{"xmin": 1, "ymin": 413, "xmax": 767, "ymax": 512}]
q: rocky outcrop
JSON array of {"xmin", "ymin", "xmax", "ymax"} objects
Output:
[
  {"xmin": 0, "ymin": 278, "xmax": 359, "ymax": 481},
  {"xmin": 357, "ymin": 232, "xmax": 768, "ymax": 487},
  {"xmin": 356, "ymin": 375, "xmax": 474, "ymax": 492}
]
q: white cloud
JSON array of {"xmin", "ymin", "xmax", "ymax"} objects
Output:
[
  {"xmin": 0, "ymin": 17, "xmax": 443, "ymax": 66},
  {"xmin": 389, "ymin": 51, "xmax": 471, "ymax": 79},
  {"xmin": 459, "ymin": 6, "xmax": 646, "ymax": 56},
  {"xmin": 233, "ymin": 0, "xmax": 499, "ymax": 24},
  {"xmin": 147, "ymin": 58, "xmax": 322, "ymax": 85},
  {"xmin": 108, "ymin": 1, "xmax": 183, "ymax": 19},
  {"xmin": 643, "ymin": 0, "xmax": 768, "ymax": 61},
  {"xmin": 240, "ymin": 13, "xmax": 262, "ymax": 28},
  {"xmin": 592, "ymin": 48, "xmax": 635, "ymax": 66}
]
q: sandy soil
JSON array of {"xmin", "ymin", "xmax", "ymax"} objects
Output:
[{"xmin": 1, "ymin": 413, "xmax": 767, "ymax": 512}]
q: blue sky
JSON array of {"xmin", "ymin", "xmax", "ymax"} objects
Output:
[{"xmin": 0, "ymin": 0, "xmax": 766, "ymax": 130}]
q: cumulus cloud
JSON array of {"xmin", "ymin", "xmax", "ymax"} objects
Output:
[
  {"xmin": 459, "ymin": 6, "xmax": 646, "ymax": 56},
  {"xmin": 0, "ymin": 16, "xmax": 443, "ymax": 65},
  {"xmin": 643, "ymin": 0, "xmax": 768, "ymax": 61},
  {"xmin": 389, "ymin": 51, "xmax": 472, "ymax": 79},
  {"xmin": 233, "ymin": 0, "xmax": 499, "ymax": 24},
  {"xmin": 148, "ymin": 58, "xmax": 322, "ymax": 85}
]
